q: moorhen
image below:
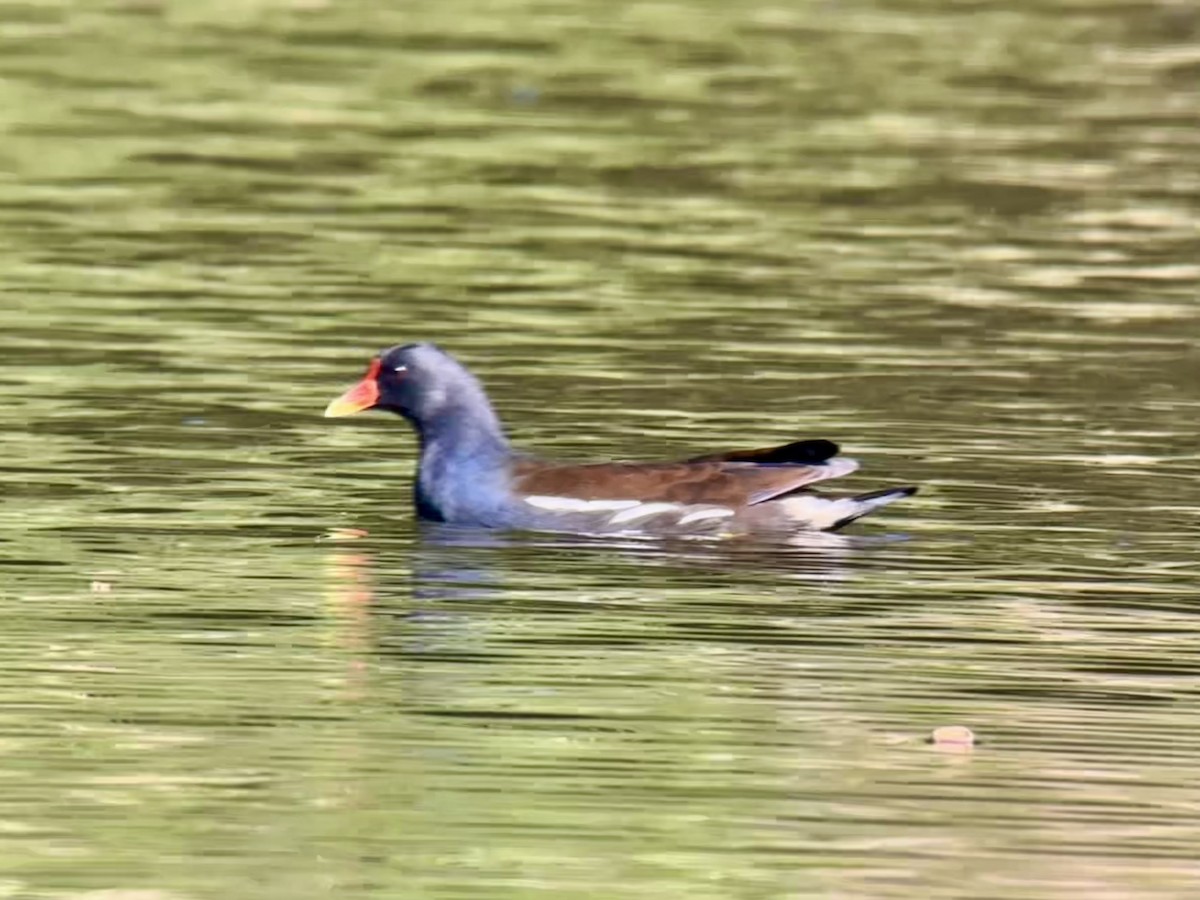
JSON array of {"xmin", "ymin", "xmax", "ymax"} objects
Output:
[{"xmin": 325, "ymin": 343, "xmax": 917, "ymax": 536}]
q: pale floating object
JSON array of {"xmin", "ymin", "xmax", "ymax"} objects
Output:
[
  {"xmin": 89, "ymin": 581, "xmax": 113, "ymax": 593},
  {"xmin": 930, "ymin": 725, "xmax": 976, "ymax": 752},
  {"xmin": 319, "ymin": 528, "xmax": 371, "ymax": 542}
]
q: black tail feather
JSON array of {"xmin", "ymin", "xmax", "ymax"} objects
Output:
[
  {"xmin": 828, "ymin": 485, "xmax": 919, "ymax": 531},
  {"xmin": 689, "ymin": 439, "xmax": 840, "ymax": 466}
]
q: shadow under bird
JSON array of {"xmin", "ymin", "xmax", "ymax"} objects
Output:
[{"xmin": 324, "ymin": 343, "xmax": 917, "ymax": 537}]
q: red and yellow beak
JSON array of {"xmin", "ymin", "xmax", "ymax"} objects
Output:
[{"xmin": 324, "ymin": 359, "xmax": 382, "ymax": 417}]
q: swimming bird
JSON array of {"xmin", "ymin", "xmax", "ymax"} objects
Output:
[{"xmin": 325, "ymin": 343, "xmax": 916, "ymax": 537}]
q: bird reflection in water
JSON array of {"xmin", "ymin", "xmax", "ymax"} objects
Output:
[
  {"xmin": 317, "ymin": 522, "xmax": 913, "ymax": 709},
  {"xmin": 321, "ymin": 521, "xmax": 907, "ymax": 617}
]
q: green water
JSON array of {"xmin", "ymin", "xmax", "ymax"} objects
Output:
[{"xmin": 3, "ymin": 1, "xmax": 1200, "ymax": 897}]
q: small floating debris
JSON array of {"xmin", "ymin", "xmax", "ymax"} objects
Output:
[
  {"xmin": 318, "ymin": 527, "xmax": 370, "ymax": 542},
  {"xmin": 929, "ymin": 725, "xmax": 976, "ymax": 752},
  {"xmin": 90, "ymin": 580, "xmax": 113, "ymax": 593}
]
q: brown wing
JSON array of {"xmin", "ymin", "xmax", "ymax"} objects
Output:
[{"xmin": 511, "ymin": 451, "xmax": 857, "ymax": 509}]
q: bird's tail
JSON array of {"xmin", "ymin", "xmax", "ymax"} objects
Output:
[
  {"xmin": 778, "ymin": 485, "xmax": 918, "ymax": 532},
  {"xmin": 827, "ymin": 486, "xmax": 918, "ymax": 531}
]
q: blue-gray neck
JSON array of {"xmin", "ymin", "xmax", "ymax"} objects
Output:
[{"xmin": 411, "ymin": 401, "xmax": 512, "ymax": 524}]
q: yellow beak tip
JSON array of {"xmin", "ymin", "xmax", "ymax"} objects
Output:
[{"xmin": 324, "ymin": 366, "xmax": 381, "ymax": 418}]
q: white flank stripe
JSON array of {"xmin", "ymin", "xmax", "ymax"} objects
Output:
[
  {"xmin": 609, "ymin": 502, "xmax": 681, "ymax": 524},
  {"xmin": 524, "ymin": 495, "xmax": 641, "ymax": 513},
  {"xmin": 677, "ymin": 507, "xmax": 736, "ymax": 526}
]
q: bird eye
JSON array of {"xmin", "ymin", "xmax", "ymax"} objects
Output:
[{"xmin": 393, "ymin": 365, "xmax": 408, "ymax": 373}]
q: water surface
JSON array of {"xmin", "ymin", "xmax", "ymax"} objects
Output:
[{"xmin": 2, "ymin": 1, "xmax": 1200, "ymax": 898}]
